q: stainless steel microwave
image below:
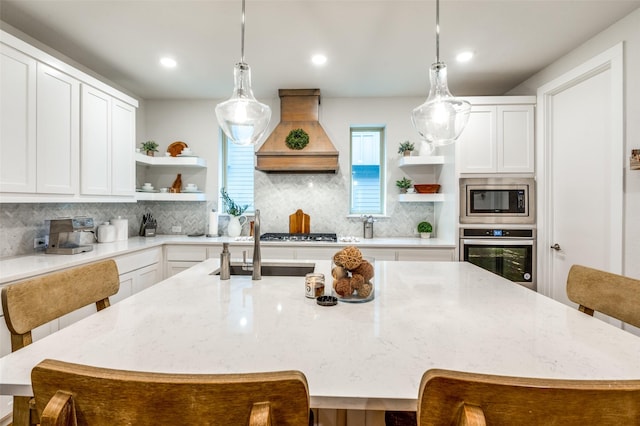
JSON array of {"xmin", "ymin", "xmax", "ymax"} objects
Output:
[{"xmin": 460, "ymin": 178, "xmax": 536, "ymax": 224}]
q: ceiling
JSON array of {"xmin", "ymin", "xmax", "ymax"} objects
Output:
[{"xmin": 2, "ymin": 0, "xmax": 639, "ymax": 100}]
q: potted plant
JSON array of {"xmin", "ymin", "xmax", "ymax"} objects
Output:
[
  {"xmin": 398, "ymin": 141, "xmax": 415, "ymax": 156},
  {"xmin": 417, "ymin": 221, "xmax": 433, "ymax": 239},
  {"xmin": 141, "ymin": 140, "xmax": 159, "ymax": 156},
  {"xmin": 396, "ymin": 177, "xmax": 412, "ymax": 193}
]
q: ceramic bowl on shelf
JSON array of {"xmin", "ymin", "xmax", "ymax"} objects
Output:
[{"xmin": 414, "ymin": 184, "xmax": 440, "ymax": 194}]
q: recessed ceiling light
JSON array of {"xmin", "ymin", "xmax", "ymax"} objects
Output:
[
  {"xmin": 456, "ymin": 51, "xmax": 474, "ymax": 63},
  {"xmin": 160, "ymin": 57, "xmax": 177, "ymax": 68},
  {"xmin": 311, "ymin": 54, "xmax": 327, "ymax": 66}
]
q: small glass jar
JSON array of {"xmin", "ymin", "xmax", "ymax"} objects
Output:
[
  {"xmin": 331, "ymin": 256, "xmax": 375, "ymax": 303},
  {"xmin": 305, "ymin": 273, "xmax": 325, "ymax": 299}
]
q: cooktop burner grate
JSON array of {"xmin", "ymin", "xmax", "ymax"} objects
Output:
[{"xmin": 260, "ymin": 233, "xmax": 338, "ymax": 242}]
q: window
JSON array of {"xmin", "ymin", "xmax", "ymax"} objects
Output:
[
  {"xmin": 350, "ymin": 127, "xmax": 385, "ymax": 215},
  {"xmin": 221, "ymin": 133, "xmax": 254, "ymax": 213}
]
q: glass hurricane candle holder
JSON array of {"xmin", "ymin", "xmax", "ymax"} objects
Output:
[{"xmin": 330, "ymin": 246, "xmax": 374, "ymax": 303}]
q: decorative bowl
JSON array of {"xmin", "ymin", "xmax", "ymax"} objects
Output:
[{"xmin": 414, "ymin": 184, "xmax": 441, "ymax": 194}]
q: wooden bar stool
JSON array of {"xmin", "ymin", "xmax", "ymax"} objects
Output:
[
  {"xmin": 31, "ymin": 359, "xmax": 310, "ymax": 426},
  {"xmin": 417, "ymin": 369, "xmax": 640, "ymax": 425},
  {"xmin": 566, "ymin": 264, "xmax": 640, "ymax": 328},
  {"xmin": 1, "ymin": 259, "xmax": 120, "ymax": 426}
]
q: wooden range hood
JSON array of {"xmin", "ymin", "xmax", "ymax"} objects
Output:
[{"xmin": 256, "ymin": 89, "xmax": 339, "ymax": 173}]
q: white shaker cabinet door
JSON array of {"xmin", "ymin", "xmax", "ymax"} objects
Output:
[
  {"xmin": 497, "ymin": 104, "xmax": 535, "ymax": 173},
  {"xmin": 111, "ymin": 99, "xmax": 135, "ymax": 196},
  {"xmin": 0, "ymin": 43, "xmax": 36, "ymax": 193},
  {"xmin": 80, "ymin": 84, "xmax": 111, "ymax": 195},
  {"xmin": 457, "ymin": 106, "xmax": 496, "ymax": 173},
  {"xmin": 36, "ymin": 63, "xmax": 80, "ymax": 194}
]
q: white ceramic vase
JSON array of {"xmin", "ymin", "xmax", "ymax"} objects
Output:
[{"xmin": 227, "ymin": 215, "xmax": 247, "ymax": 237}]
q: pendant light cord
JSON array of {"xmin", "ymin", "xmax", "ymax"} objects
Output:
[
  {"xmin": 240, "ymin": 0, "xmax": 246, "ymax": 63},
  {"xmin": 435, "ymin": 0, "xmax": 440, "ymax": 63}
]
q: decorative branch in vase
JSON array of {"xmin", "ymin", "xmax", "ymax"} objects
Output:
[{"xmin": 220, "ymin": 188, "xmax": 249, "ymax": 237}]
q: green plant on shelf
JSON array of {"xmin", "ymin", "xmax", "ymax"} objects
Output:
[
  {"xmin": 220, "ymin": 188, "xmax": 248, "ymax": 216},
  {"xmin": 397, "ymin": 140, "xmax": 415, "ymax": 154},
  {"xmin": 140, "ymin": 140, "xmax": 159, "ymax": 155},
  {"xmin": 395, "ymin": 177, "xmax": 412, "ymax": 191}
]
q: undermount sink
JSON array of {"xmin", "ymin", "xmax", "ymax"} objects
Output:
[{"xmin": 212, "ymin": 262, "xmax": 315, "ymax": 277}]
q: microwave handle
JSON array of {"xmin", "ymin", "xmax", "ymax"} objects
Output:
[{"xmin": 462, "ymin": 239, "xmax": 534, "ymax": 246}]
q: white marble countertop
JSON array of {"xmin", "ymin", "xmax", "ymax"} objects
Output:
[
  {"xmin": 0, "ymin": 235, "xmax": 455, "ymax": 284},
  {"xmin": 1, "ymin": 260, "xmax": 639, "ymax": 410}
]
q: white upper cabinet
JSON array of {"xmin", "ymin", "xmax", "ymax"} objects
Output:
[
  {"xmin": 457, "ymin": 106, "xmax": 497, "ymax": 173},
  {"xmin": 0, "ymin": 30, "xmax": 138, "ymax": 202},
  {"xmin": 457, "ymin": 100, "xmax": 535, "ymax": 174},
  {"xmin": 81, "ymin": 85, "xmax": 112, "ymax": 195},
  {"xmin": 37, "ymin": 63, "xmax": 80, "ymax": 194},
  {"xmin": 81, "ymin": 85, "xmax": 136, "ymax": 197},
  {"xmin": 111, "ymin": 99, "xmax": 136, "ymax": 196},
  {"xmin": 0, "ymin": 46, "xmax": 80, "ymax": 196},
  {"xmin": 0, "ymin": 44, "xmax": 36, "ymax": 193}
]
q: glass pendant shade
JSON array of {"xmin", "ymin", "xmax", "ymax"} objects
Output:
[
  {"xmin": 215, "ymin": 62, "xmax": 271, "ymax": 146},
  {"xmin": 412, "ymin": 62, "xmax": 471, "ymax": 146}
]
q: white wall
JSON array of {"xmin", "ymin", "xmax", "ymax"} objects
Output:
[
  {"xmin": 509, "ymin": 8, "xmax": 640, "ymax": 281},
  {"xmin": 142, "ymin": 96, "xmax": 453, "ymax": 240}
]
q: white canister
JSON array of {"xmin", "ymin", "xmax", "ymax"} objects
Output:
[
  {"xmin": 111, "ymin": 217, "xmax": 128, "ymax": 241},
  {"xmin": 97, "ymin": 222, "xmax": 116, "ymax": 243}
]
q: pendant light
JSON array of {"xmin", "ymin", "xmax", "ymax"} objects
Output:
[
  {"xmin": 215, "ymin": 0, "xmax": 271, "ymax": 146},
  {"xmin": 411, "ymin": 0, "xmax": 470, "ymax": 146}
]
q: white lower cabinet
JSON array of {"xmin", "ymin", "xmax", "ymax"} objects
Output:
[
  {"xmin": 165, "ymin": 245, "xmax": 209, "ymax": 277},
  {"xmin": 397, "ymin": 248, "xmax": 455, "ymax": 261},
  {"xmin": 58, "ymin": 248, "xmax": 162, "ymax": 329}
]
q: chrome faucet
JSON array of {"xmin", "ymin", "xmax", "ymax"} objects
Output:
[{"xmin": 252, "ymin": 209, "xmax": 261, "ymax": 280}]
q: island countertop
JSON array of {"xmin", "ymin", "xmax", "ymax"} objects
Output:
[{"xmin": 1, "ymin": 260, "xmax": 639, "ymax": 411}]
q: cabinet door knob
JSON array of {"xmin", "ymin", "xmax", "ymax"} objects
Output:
[{"xmin": 550, "ymin": 243, "xmax": 561, "ymax": 251}]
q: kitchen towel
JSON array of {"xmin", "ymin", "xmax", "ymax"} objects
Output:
[
  {"xmin": 208, "ymin": 211, "xmax": 218, "ymax": 236},
  {"xmin": 111, "ymin": 217, "xmax": 128, "ymax": 241}
]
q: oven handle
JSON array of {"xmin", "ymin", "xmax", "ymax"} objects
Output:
[{"xmin": 462, "ymin": 239, "xmax": 534, "ymax": 246}]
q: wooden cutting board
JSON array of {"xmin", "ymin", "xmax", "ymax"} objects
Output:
[{"xmin": 289, "ymin": 209, "xmax": 310, "ymax": 234}]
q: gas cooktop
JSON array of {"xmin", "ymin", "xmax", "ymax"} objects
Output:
[{"xmin": 260, "ymin": 233, "xmax": 338, "ymax": 242}]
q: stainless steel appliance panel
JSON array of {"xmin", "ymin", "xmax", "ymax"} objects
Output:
[
  {"xmin": 460, "ymin": 228, "xmax": 536, "ymax": 291},
  {"xmin": 460, "ymin": 177, "xmax": 535, "ymax": 224}
]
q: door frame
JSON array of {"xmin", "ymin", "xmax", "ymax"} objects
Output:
[{"xmin": 536, "ymin": 43, "xmax": 624, "ymax": 298}]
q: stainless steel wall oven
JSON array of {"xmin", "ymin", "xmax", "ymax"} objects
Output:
[{"xmin": 460, "ymin": 228, "xmax": 536, "ymax": 291}]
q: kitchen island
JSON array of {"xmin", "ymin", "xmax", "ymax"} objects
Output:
[{"xmin": 2, "ymin": 259, "xmax": 640, "ymax": 415}]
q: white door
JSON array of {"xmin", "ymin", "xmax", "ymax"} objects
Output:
[{"xmin": 537, "ymin": 45, "xmax": 623, "ymax": 310}]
